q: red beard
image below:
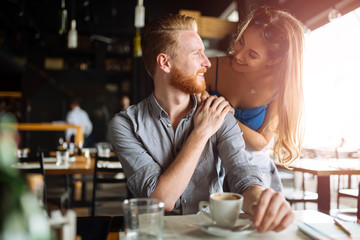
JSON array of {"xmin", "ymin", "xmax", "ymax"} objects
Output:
[{"xmin": 170, "ymin": 65, "xmax": 206, "ymax": 94}]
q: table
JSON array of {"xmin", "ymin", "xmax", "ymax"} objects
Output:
[
  {"xmin": 44, "ymin": 156, "xmax": 95, "ymax": 207},
  {"xmin": 276, "ymin": 158, "xmax": 360, "ymax": 214},
  {"xmin": 16, "ymin": 155, "xmax": 95, "ymax": 208},
  {"xmin": 43, "ymin": 156, "xmax": 94, "ymax": 175},
  {"xmin": 0, "ymin": 123, "xmax": 84, "ymax": 145},
  {"xmin": 116, "ymin": 210, "xmax": 338, "ymax": 240}
]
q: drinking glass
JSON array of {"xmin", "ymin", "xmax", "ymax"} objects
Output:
[{"xmin": 122, "ymin": 198, "xmax": 164, "ymax": 240}]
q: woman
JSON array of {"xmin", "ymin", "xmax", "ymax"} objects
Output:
[{"xmin": 205, "ymin": 6, "xmax": 305, "ymax": 191}]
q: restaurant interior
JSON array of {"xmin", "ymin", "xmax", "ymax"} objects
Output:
[{"xmin": 1, "ymin": 0, "xmax": 360, "ymax": 239}]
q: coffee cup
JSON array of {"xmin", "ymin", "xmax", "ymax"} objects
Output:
[{"xmin": 199, "ymin": 192, "xmax": 243, "ymax": 229}]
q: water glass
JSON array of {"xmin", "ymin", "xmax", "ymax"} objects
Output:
[
  {"xmin": 122, "ymin": 198, "xmax": 164, "ymax": 240},
  {"xmin": 56, "ymin": 150, "xmax": 69, "ymax": 166}
]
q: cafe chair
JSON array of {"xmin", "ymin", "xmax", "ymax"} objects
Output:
[
  {"xmin": 91, "ymin": 152, "xmax": 131, "ymax": 216},
  {"xmin": 17, "ymin": 153, "xmax": 47, "ymax": 211},
  {"xmin": 283, "ymin": 148, "xmax": 319, "ymax": 209},
  {"xmin": 336, "ymin": 150, "xmax": 360, "ymax": 208},
  {"xmin": 332, "ymin": 181, "xmax": 360, "ymax": 222},
  {"xmin": 284, "ymin": 172, "xmax": 318, "ymax": 209},
  {"xmin": 40, "ymin": 151, "xmax": 71, "ymax": 214},
  {"xmin": 76, "ymin": 216, "xmax": 112, "ymax": 240}
]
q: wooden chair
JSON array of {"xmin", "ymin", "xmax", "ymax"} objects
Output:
[
  {"xmin": 76, "ymin": 215, "xmax": 124, "ymax": 240},
  {"xmin": 357, "ymin": 182, "xmax": 360, "ymax": 223},
  {"xmin": 17, "ymin": 153, "xmax": 47, "ymax": 210},
  {"xmin": 336, "ymin": 150, "xmax": 359, "ymax": 208},
  {"xmin": 284, "ymin": 148, "xmax": 319, "ymax": 209},
  {"xmin": 40, "ymin": 151, "xmax": 71, "ymax": 214},
  {"xmin": 284, "ymin": 172, "xmax": 318, "ymax": 209},
  {"xmin": 77, "ymin": 216, "xmax": 112, "ymax": 240},
  {"xmin": 91, "ymin": 152, "xmax": 132, "ymax": 216}
]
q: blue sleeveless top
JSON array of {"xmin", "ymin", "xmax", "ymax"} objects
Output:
[{"xmin": 210, "ymin": 57, "xmax": 277, "ymax": 131}]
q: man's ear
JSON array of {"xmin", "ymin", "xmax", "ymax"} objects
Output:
[
  {"xmin": 266, "ymin": 57, "xmax": 282, "ymax": 66},
  {"xmin": 157, "ymin": 53, "xmax": 171, "ymax": 73}
]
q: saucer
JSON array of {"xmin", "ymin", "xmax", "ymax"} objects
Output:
[{"xmin": 199, "ymin": 219, "xmax": 254, "ymax": 237}]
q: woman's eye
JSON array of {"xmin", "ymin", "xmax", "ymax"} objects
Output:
[{"xmin": 249, "ymin": 52, "xmax": 258, "ymax": 59}]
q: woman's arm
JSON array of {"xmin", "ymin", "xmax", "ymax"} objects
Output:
[{"xmin": 239, "ymin": 98, "xmax": 279, "ymax": 151}]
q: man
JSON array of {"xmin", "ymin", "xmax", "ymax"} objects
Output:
[
  {"xmin": 109, "ymin": 14, "xmax": 293, "ymax": 233},
  {"xmin": 66, "ymin": 98, "xmax": 93, "ymax": 146}
]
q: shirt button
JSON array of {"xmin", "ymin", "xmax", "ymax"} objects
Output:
[
  {"xmin": 182, "ymin": 199, "xmax": 187, "ymax": 204},
  {"xmin": 167, "ymin": 123, "xmax": 172, "ymax": 127}
]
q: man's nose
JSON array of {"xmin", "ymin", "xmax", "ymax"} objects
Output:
[{"xmin": 202, "ymin": 53, "xmax": 211, "ymax": 68}]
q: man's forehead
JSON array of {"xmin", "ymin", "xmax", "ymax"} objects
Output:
[{"xmin": 178, "ymin": 30, "xmax": 204, "ymax": 51}]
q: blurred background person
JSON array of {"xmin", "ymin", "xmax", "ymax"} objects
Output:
[
  {"xmin": 66, "ymin": 97, "xmax": 93, "ymax": 147},
  {"xmin": 119, "ymin": 95, "xmax": 130, "ymax": 111}
]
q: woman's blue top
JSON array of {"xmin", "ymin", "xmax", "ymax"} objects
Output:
[{"xmin": 209, "ymin": 57, "xmax": 277, "ymax": 131}]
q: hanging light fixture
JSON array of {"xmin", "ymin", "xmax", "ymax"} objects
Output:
[
  {"xmin": 133, "ymin": 0, "xmax": 145, "ymax": 57},
  {"xmin": 134, "ymin": 0, "xmax": 145, "ymax": 28},
  {"xmin": 58, "ymin": 0, "xmax": 68, "ymax": 35}
]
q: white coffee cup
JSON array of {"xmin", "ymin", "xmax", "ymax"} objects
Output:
[{"xmin": 199, "ymin": 192, "xmax": 243, "ymax": 229}]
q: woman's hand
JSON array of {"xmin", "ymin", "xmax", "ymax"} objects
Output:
[
  {"xmin": 193, "ymin": 96, "xmax": 231, "ymax": 139},
  {"xmin": 196, "ymin": 91, "xmax": 235, "ymax": 115},
  {"xmin": 195, "ymin": 91, "xmax": 210, "ymax": 104}
]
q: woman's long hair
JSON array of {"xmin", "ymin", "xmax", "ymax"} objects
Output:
[{"xmin": 229, "ymin": 6, "xmax": 305, "ymax": 165}]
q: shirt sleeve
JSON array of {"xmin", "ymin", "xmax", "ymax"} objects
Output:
[
  {"xmin": 216, "ymin": 113, "xmax": 265, "ymax": 193},
  {"xmin": 82, "ymin": 113, "xmax": 93, "ymax": 136},
  {"xmin": 108, "ymin": 113, "xmax": 161, "ymax": 198}
]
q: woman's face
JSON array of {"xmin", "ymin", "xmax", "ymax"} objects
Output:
[{"xmin": 231, "ymin": 26, "xmax": 273, "ymax": 73}]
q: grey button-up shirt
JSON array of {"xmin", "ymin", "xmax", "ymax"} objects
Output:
[{"xmin": 108, "ymin": 93, "xmax": 264, "ymax": 215}]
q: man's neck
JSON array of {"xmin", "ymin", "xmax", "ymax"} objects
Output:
[{"xmin": 154, "ymin": 87, "xmax": 193, "ymax": 130}]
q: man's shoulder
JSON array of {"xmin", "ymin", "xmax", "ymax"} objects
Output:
[
  {"xmin": 223, "ymin": 112, "xmax": 239, "ymax": 128},
  {"xmin": 110, "ymin": 97, "xmax": 151, "ymax": 124}
]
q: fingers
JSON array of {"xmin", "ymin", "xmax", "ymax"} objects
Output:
[
  {"xmin": 272, "ymin": 204, "xmax": 294, "ymax": 232},
  {"xmin": 195, "ymin": 91, "xmax": 210, "ymax": 104},
  {"xmin": 252, "ymin": 189, "xmax": 294, "ymax": 233},
  {"xmin": 229, "ymin": 106, "xmax": 235, "ymax": 116},
  {"xmin": 202, "ymin": 96, "xmax": 230, "ymax": 115},
  {"xmin": 201, "ymin": 91, "xmax": 210, "ymax": 102},
  {"xmin": 252, "ymin": 189, "xmax": 274, "ymax": 229}
]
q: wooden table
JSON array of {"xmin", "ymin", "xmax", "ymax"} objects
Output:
[
  {"xmin": 44, "ymin": 156, "xmax": 94, "ymax": 175},
  {"xmin": 0, "ymin": 123, "xmax": 84, "ymax": 145},
  {"xmin": 276, "ymin": 158, "xmax": 360, "ymax": 214}
]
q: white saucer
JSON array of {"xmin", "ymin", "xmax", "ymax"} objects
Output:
[{"xmin": 199, "ymin": 219, "xmax": 254, "ymax": 238}]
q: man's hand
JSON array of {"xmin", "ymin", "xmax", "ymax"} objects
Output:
[
  {"xmin": 193, "ymin": 95, "xmax": 231, "ymax": 139},
  {"xmin": 251, "ymin": 188, "xmax": 294, "ymax": 233}
]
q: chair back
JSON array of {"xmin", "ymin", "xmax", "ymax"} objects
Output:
[
  {"xmin": 17, "ymin": 152, "xmax": 48, "ymax": 212},
  {"xmin": 77, "ymin": 216, "xmax": 112, "ymax": 240},
  {"xmin": 17, "ymin": 153, "xmax": 45, "ymax": 175},
  {"xmin": 91, "ymin": 152, "xmax": 130, "ymax": 216},
  {"xmin": 357, "ymin": 182, "xmax": 360, "ymax": 223}
]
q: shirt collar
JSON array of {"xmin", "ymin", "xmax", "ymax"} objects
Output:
[{"xmin": 150, "ymin": 92, "xmax": 198, "ymax": 120}]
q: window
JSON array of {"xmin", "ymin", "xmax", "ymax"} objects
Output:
[{"xmin": 303, "ymin": 7, "xmax": 360, "ymax": 149}]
